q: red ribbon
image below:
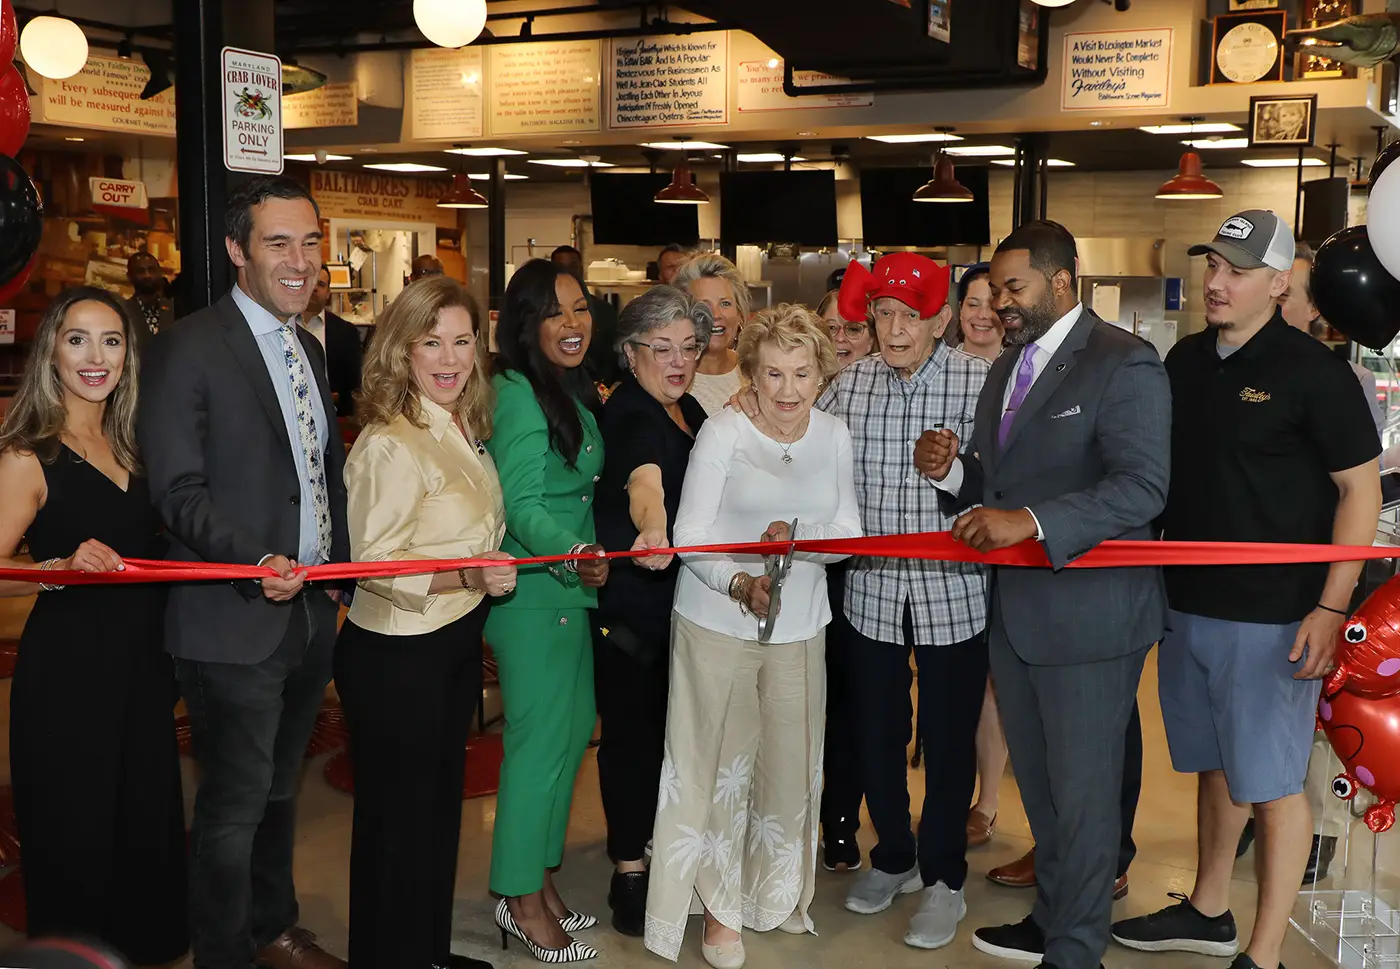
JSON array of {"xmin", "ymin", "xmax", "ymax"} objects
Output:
[{"xmin": 8, "ymin": 532, "xmax": 1399, "ymax": 586}]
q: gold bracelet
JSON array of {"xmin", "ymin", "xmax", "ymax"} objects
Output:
[
  {"xmin": 458, "ymin": 567, "xmax": 472, "ymax": 591},
  {"xmin": 728, "ymin": 572, "xmax": 747, "ymax": 601}
]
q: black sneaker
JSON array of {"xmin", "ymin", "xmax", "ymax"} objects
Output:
[
  {"xmin": 972, "ymin": 915, "xmax": 1046, "ymax": 963},
  {"xmin": 607, "ymin": 869, "xmax": 647, "ymax": 937},
  {"xmin": 1230, "ymin": 954, "xmax": 1285, "ymax": 969},
  {"xmin": 822, "ymin": 834, "xmax": 863, "ymax": 872},
  {"xmin": 1112, "ymin": 893, "xmax": 1239, "ymax": 957}
]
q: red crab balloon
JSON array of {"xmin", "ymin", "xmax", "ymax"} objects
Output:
[
  {"xmin": 1318, "ymin": 687, "xmax": 1400, "ymax": 832},
  {"xmin": 1324, "ymin": 574, "xmax": 1400, "ymax": 700}
]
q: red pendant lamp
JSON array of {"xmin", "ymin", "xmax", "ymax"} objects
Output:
[
  {"xmin": 437, "ymin": 173, "xmax": 489, "ymax": 209},
  {"xmin": 655, "ymin": 138, "xmax": 709, "ymax": 205},
  {"xmin": 1156, "ymin": 117, "xmax": 1223, "ymax": 200},
  {"xmin": 913, "ymin": 151, "xmax": 974, "ymax": 203}
]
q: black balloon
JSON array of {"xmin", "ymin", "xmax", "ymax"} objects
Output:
[
  {"xmin": 1374, "ymin": 140, "xmax": 1400, "ymax": 186},
  {"xmin": 1, "ymin": 938, "xmax": 132, "ymax": 969},
  {"xmin": 1312, "ymin": 225, "xmax": 1400, "ymax": 350},
  {"xmin": 0, "ymin": 153, "xmax": 39, "ymax": 289}
]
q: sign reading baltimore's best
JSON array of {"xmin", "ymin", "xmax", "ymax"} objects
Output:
[{"xmin": 1061, "ymin": 28, "xmax": 1172, "ymax": 111}]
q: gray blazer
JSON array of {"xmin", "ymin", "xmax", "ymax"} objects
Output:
[
  {"xmin": 137, "ymin": 293, "xmax": 351, "ymax": 665},
  {"xmin": 950, "ymin": 308, "xmax": 1171, "ymax": 664}
]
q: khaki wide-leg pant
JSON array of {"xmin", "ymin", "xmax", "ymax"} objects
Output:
[{"xmin": 644, "ymin": 614, "xmax": 825, "ymax": 963}]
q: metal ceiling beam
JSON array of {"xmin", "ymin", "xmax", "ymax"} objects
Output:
[{"xmin": 292, "ymin": 19, "xmax": 736, "ymax": 54}]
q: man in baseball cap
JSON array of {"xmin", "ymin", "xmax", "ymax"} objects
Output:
[{"xmin": 1112, "ymin": 210, "xmax": 1381, "ymax": 969}]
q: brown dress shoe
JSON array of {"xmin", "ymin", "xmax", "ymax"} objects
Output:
[
  {"xmin": 255, "ymin": 927, "xmax": 347, "ymax": 969},
  {"xmin": 987, "ymin": 847, "xmax": 1036, "ymax": 887},
  {"xmin": 966, "ymin": 809, "xmax": 996, "ymax": 848},
  {"xmin": 1113, "ymin": 873, "xmax": 1129, "ymax": 900}
]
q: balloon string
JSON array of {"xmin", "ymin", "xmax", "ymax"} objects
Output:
[{"xmin": 8, "ymin": 532, "xmax": 1399, "ymax": 586}]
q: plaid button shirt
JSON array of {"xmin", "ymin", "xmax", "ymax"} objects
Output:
[{"xmin": 817, "ymin": 345, "xmax": 991, "ymax": 646}]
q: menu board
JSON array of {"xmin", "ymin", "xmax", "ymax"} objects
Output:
[
  {"xmin": 31, "ymin": 54, "xmax": 176, "ymax": 136},
  {"xmin": 285, "ymin": 82, "xmax": 359, "ymax": 129},
  {"xmin": 609, "ymin": 33, "xmax": 728, "ymax": 129},
  {"xmin": 488, "ymin": 41, "xmax": 601, "ymax": 135},
  {"xmin": 736, "ymin": 59, "xmax": 873, "ymax": 112},
  {"xmin": 410, "ymin": 47, "xmax": 485, "ymax": 140}
]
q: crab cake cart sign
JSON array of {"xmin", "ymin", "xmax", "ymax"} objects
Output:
[{"xmin": 222, "ymin": 47, "xmax": 284, "ymax": 174}]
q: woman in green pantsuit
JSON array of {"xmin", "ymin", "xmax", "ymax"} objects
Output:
[{"xmin": 486, "ymin": 258, "xmax": 611, "ymax": 965}]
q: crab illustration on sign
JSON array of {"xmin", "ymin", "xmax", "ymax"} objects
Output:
[{"xmin": 235, "ymin": 88, "xmax": 272, "ymax": 121}]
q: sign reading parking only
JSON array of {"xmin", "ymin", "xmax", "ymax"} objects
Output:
[{"xmin": 221, "ymin": 47, "xmax": 284, "ymax": 174}]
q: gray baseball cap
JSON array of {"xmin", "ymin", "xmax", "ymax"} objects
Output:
[{"xmin": 1188, "ymin": 209, "xmax": 1296, "ymax": 271}]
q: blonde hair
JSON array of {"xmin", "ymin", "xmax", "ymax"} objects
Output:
[
  {"xmin": 673, "ymin": 252, "xmax": 752, "ymax": 323},
  {"xmin": 357, "ymin": 276, "xmax": 494, "ymax": 437},
  {"xmin": 737, "ymin": 303, "xmax": 839, "ymax": 384},
  {"xmin": 0, "ymin": 287, "xmax": 140, "ymax": 470}
]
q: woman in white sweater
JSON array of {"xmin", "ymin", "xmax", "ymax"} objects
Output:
[{"xmin": 644, "ymin": 303, "xmax": 862, "ymax": 969}]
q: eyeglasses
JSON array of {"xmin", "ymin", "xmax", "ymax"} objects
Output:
[
  {"xmin": 632, "ymin": 341, "xmax": 704, "ymax": 363},
  {"xmin": 828, "ymin": 323, "xmax": 870, "ymax": 340}
]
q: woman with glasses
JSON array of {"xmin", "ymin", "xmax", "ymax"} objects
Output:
[
  {"xmin": 592, "ymin": 286, "xmax": 713, "ymax": 937},
  {"xmin": 817, "ymin": 289, "xmax": 877, "ymax": 367},
  {"xmin": 675, "ymin": 254, "xmax": 750, "ymax": 416}
]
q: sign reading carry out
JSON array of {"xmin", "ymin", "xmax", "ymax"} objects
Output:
[
  {"xmin": 88, "ymin": 177, "xmax": 148, "ymax": 209},
  {"xmin": 221, "ymin": 47, "xmax": 284, "ymax": 174}
]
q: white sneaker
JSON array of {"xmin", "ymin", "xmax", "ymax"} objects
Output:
[
  {"xmin": 844, "ymin": 865, "xmax": 923, "ymax": 915},
  {"xmin": 904, "ymin": 882, "xmax": 966, "ymax": 949}
]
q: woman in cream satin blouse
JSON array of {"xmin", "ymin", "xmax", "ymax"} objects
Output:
[{"xmin": 336, "ymin": 275, "xmax": 515, "ymax": 969}]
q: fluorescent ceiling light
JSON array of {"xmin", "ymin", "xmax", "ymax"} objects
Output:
[
  {"xmin": 467, "ymin": 172, "xmax": 528, "ymax": 180},
  {"xmin": 639, "ymin": 140, "xmax": 729, "ymax": 150},
  {"xmin": 1241, "ymin": 157, "xmax": 1326, "ymax": 167},
  {"xmin": 446, "ymin": 147, "xmax": 527, "ymax": 157},
  {"xmin": 528, "ymin": 158, "xmax": 615, "ymax": 168},
  {"xmin": 286, "ymin": 152, "xmax": 352, "ymax": 162},
  {"xmin": 991, "ymin": 158, "xmax": 1075, "ymax": 167},
  {"xmin": 364, "ymin": 162, "xmax": 448, "ymax": 173},
  {"xmin": 864, "ymin": 133, "xmax": 964, "ymax": 144},
  {"xmin": 736, "ymin": 152, "xmax": 808, "ymax": 163},
  {"xmin": 1140, "ymin": 122, "xmax": 1241, "ymax": 135},
  {"xmin": 943, "ymin": 145, "xmax": 1016, "ymax": 157},
  {"xmin": 1180, "ymin": 138, "xmax": 1249, "ymax": 150}
]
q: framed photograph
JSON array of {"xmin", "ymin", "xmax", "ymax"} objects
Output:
[
  {"xmin": 927, "ymin": 0, "xmax": 950, "ymax": 43},
  {"xmin": 1229, "ymin": 0, "xmax": 1278, "ymax": 9},
  {"xmin": 1249, "ymin": 93, "xmax": 1318, "ymax": 147},
  {"xmin": 326, "ymin": 263, "xmax": 354, "ymax": 290}
]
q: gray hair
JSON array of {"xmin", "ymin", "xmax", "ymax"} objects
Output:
[
  {"xmin": 615, "ymin": 284, "xmax": 715, "ymax": 365},
  {"xmin": 672, "ymin": 252, "xmax": 752, "ymax": 322}
]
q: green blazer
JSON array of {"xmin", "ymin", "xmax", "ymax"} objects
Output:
[{"xmin": 488, "ymin": 370, "xmax": 604, "ymax": 611}]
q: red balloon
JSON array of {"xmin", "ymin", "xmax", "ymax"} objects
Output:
[
  {"xmin": 0, "ymin": 253, "xmax": 36, "ymax": 306},
  {"xmin": 0, "ymin": 65, "xmax": 29, "ymax": 158},
  {"xmin": 1320, "ymin": 687, "xmax": 1400, "ymax": 832},
  {"xmin": 1325, "ymin": 574, "xmax": 1400, "ymax": 699},
  {"xmin": 0, "ymin": 2, "xmax": 17, "ymax": 71}
]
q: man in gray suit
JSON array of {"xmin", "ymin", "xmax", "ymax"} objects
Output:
[{"xmin": 916, "ymin": 220, "xmax": 1171, "ymax": 969}]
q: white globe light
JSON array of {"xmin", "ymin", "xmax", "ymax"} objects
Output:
[
  {"xmin": 19, "ymin": 16, "xmax": 88, "ymax": 80},
  {"xmin": 413, "ymin": 0, "xmax": 488, "ymax": 49},
  {"xmin": 1030, "ymin": 0, "xmax": 1078, "ymax": 6}
]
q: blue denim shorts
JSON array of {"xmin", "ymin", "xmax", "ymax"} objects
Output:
[{"xmin": 1158, "ymin": 609, "xmax": 1322, "ymax": 805}]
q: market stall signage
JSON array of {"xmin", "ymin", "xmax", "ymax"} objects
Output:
[
  {"xmin": 410, "ymin": 47, "xmax": 485, "ymax": 140},
  {"xmin": 284, "ymin": 82, "xmax": 359, "ymax": 130},
  {"xmin": 1061, "ymin": 27, "xmax": 1172, "ymax": 111},
  {"xmin": 0, "ymin": 310, "xmax": 13, "ymax": 343},
  {"xmin": 488, "ymin": 41, "xmax": 601, "ymax": 135},
  {"xmin": 30, "ymin": 54, "xmax": 175, "ymax": 136},
  {"xmin": 736, "ymin": 57, "xmax": 874, "ymax": 112},
  {"xmin": 609, "ymin": 33, "xmax": 728, "ymax": 128},
  {"xmin": 222, "ymin": 47, "xmax": 284, "ymax": 174},
  {"xmin": 310, "ymin": 169, "xmax": 459, "ymax": 231},
  {"xmin": 88, "ymin": 177, "xmax": 147, "ymax": 209}
]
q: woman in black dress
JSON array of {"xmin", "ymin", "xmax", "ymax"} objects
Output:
[
  {"xmin": 0, "ymin": 287, "xmax": 187, "ymax": 966},
  {"xmin": 591, "ymin": 285, "xmax": 711, "ymax": 936}
]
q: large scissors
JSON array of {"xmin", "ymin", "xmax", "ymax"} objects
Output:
[{"xmin": 758, "ymin": 519, "xmax": 798, "ymax": 644}]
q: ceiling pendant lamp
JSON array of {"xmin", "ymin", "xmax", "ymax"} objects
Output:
[
  {"xmin": 20, "ymin": 15, "xmax": 87, "ymax": 80},
  {"xmin": 913, "ymin": 151, "xmax": 974, "ymax": 203},
  {"xmin": 437, "ymin": 173, "xmax": 489, "ymax": 209},
  {"xmin": 1156, "ymin": 117, "xmax": 1223, "ymax": 200},
  {"xmin": 414, "ymin": 0, "xmax": 488, "ymax": 49},
  {"xmin": 655, "ymin": 153, "xmax": 709, "ymax": 205}
]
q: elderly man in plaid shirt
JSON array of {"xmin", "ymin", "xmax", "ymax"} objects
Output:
[{"xmin": 737, "ymin": 251, "xmax": 990, "ymax": 951}]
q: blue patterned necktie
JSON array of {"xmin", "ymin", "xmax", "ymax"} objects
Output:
[{"xmin": 280, "ymin": 323, "xmax": 332, "ymax": 561}]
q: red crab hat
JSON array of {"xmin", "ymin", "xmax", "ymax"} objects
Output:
[{"xmin": 836, "ymin": 253, "xmax": 950, "ymax": 324}]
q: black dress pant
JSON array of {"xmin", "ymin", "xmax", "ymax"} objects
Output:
[
  {"xmin": 820, "ymin": 568, "xmax": 863, "ymax": 843},
  {"xmin": 593, "ymin": 624, "xmax": 669, "ymax": 862},
  {"xmin": 1118, "ymin": 702, "xmax": 1143, "ymax": 878},
  {"xmin": 848, "ymin": 602, "xmax": 988, "ymax": 890},
  {"xmin": 335, "ymin": 604, "xmax": 489, "ymax": 969}
]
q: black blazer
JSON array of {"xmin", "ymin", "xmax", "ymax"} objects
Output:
[
  {"xmin": 137, "ymin": 292, "xmax": 351, "ymax": 665},
  {"xmin": 323, "ymin": 310, "xmax": 363, "ymax": 417}
]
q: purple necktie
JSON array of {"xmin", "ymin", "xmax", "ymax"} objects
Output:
[{"xmin": 998, "ymin": 344, "xmax": 1039, "ymax": 449}]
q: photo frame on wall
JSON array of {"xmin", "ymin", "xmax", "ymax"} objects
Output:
[
  {"xmin": 1248, "ymin": 93, "xmax": 1318, "ymax": 148},
  {"xmin": 326, "ymin": 263, "xmax": 354, "ymax": 290},
  {"xmin": 927, "ymin": 0, "xmax": 950, "ymax": 42}
]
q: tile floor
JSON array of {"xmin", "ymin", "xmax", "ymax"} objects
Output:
[{"xmin": 0, "ymin": 595, "xmax": 1368, "ymax": 968}]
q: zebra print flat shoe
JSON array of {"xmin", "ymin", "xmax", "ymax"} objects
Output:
[{"xmin": 495, "ymin": 898, "xmax": 599, "ymax": 964}]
